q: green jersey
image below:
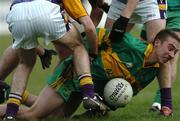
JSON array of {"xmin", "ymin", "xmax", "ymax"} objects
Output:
[
  {"xmin": 90, "ymin": 28, "xmax": 159, "ymax": 95},
  {"xmin": 47, "ymin": 28, "xmax": 159, "ymax": 101}
]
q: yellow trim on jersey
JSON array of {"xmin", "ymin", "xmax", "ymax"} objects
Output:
[
  {"xmin": 143, "ymin": 43, "xmax": 153, "ymax": 66},
  {"xmin": 97, "ymin": 28, "xmax": 106, "ymax": 45},
  {"xmin": 100, "ymin": 33, "xmax": 135, "ymax": 83},
  {"xmin": 143, "ymin": 43, "xmax": 159, "ymax": 68},
  {"xmin": 101, "ymin": 50, "xmax": 142, "ymax": 91},
  {"xmin": 111, "ymin": 52, "xmax": 136, "ymax": 85},
  {"xmin": 63, "ymin": 0, "xmax": 88, "ymax": 20},
  {"xmin": 101, "ymin": 51, "xmax": 123, "ymax": 78},
  {"xmin": 50, "ymin": 76, "xmax": 66, "ymax": 91}
]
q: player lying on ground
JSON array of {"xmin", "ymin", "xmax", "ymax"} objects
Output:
[{"xmin": 0, "ymin": 28, "xmax": 180, "ymax": 121}]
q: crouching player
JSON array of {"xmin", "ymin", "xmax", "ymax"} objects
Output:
[{"xmin": 0, "ymin": 28, "xmax": 180, "ymax": 120}]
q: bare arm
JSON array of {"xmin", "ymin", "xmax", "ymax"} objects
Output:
[
  {"xmin": 78, "ymin": 16, "xmax": 98, "ymax": 56},
  {"xmin": 109, "ymin": 0, "xmax": 139, "ymax": 41}
]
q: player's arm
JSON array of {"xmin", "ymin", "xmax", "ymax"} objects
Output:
[
  {"xmin": 109, "ymin": 0, "xmax": 139, "ymax": 41},
  {"xmin": 158, "ymin": 74, "xmax": 173, "ymax": 116}
]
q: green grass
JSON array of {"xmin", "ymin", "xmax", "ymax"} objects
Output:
[{"xmin": 0, "ymin": 33, "xmax": 180, "ymax": 121}]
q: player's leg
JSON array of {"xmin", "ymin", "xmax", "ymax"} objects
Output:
[
  {"xmin": 47, "ymin": 0, "xmax": 96, "ymax": 102},
  {"xmin": 2, "ymin": 48, "xmax": 37, "ymax": 121},
  {"xmin": 18, "ymin": 62, "xmax": 81, "ymax": 120},
  {"xmin": 141, "ymin": 0, "xmax": 166, "ymax": 42},
  {"xmin": 145, "ymin": 19, "xmax": 166, "ymax": 42},
  {"xmin": 105, "ymin": 0, "xmax": 125, "ymax": 29},
  {"xmin": 17, "ymin": 86, "xmax": 65, "ymax": 121},
  {"xmin": 53, "ymin": 25, "xmax": 98, "ymax": 108},
  {"xmin": 21, "ymin": 90, "xmax": 37, "ymax": 107},
  {"xmin": 0, "ymin": 104, "xmax": 7, "ymax": 117},
  {"xmin": 53, "ymin": 24, "xmax": 90, "ymax": 80},
  {"xmin": 0, "ymin": 46, "xmax": 18, "ymax": 105},
  {"xmin": 0, "ymin": 46, "xmax": 19, "ymax": 81},
  {"xmin": 48, "ymin": 92, "xmax": 82, "ymax": 118}
]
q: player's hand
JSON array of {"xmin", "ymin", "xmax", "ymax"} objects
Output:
[
  {"xmin": 39, "ymin": 49, "xmax": 57, "ymax": 69},
  {"xmin": 160, "ymin": 106, "xmax": 173, "ymax": 117},
  {"xmin": 109, "ymin": 15, "xmax": 129, "ymax": 41}
]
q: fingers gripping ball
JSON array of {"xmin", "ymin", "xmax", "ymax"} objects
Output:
[{"xmin": 103, "ymin": 78, "xmax": 133, "ymax": 108}]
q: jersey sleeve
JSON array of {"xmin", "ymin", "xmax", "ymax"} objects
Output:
[{"xmin": 62, "ymin": 0, "xmax": 88, "ymax": 20}]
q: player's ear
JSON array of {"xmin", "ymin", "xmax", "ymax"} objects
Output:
[{"xmin": 154, "ymin": 38, "xmax": 161, "ymax": 47}]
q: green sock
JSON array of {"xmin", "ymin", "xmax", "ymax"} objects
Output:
[{"xmin": 153, "ymin": 89, "xmax": 161, "ymax": 104}]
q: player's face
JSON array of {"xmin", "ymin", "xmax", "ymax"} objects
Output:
[{"xmin": 155, "ymin": 37, "xmax": 180, "ymax": 64}]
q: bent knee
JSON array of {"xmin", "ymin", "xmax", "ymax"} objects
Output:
[{"xmin": 70, "ymin": 43, "xmax": 85, "ymax": 52}]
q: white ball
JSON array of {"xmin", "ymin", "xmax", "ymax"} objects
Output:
[{"xmin": 103, "ymin": 78, "xmax": 133, "ymax": 108}]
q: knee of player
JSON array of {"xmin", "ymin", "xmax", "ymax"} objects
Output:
[{"xmin": 70, "ymin": 43, "xmax": 85, "ymax": 52}]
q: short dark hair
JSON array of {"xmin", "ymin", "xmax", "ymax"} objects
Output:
[{"xmin": 154, "ymin": 29, "xmax": 180, "ymax": 43}]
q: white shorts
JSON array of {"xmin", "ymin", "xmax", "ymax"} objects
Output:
[
  {"xmin": 6, "ymin": 0, "xmax": 67, "ymax": 49},
  {"xmin": 107, "ymin": 0, "xmax": 164, "ymax": 24}
]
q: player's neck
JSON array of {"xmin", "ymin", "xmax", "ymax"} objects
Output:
[{"xmin": 145, "ymin": 49, "xmax": 158, "ymax": 65}]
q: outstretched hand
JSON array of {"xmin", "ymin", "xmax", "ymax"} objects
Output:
[{"xmin": 160, "ymin": 106, "xmax": 173, "ymax": 117}]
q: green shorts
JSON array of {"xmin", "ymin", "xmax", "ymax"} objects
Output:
[
  {"xmin": 48, "ymin": 77, "xmax": 80, "ymax": 102},
  {"xmin": 47, "ymin": 56, "xmax": 81, "ymax": 102},
  {"xmin": 166, "ymin": 10, "xmax": 180, "ymax": 29}
]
